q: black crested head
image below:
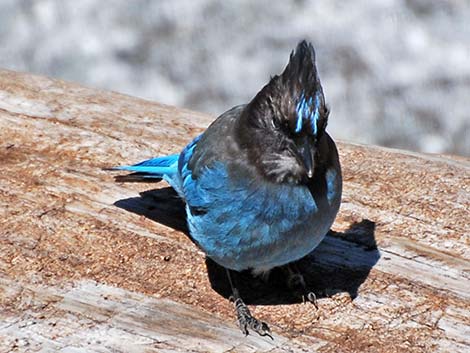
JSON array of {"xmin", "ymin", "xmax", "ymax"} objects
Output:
[{"xmin": 236, "ymin": 40, "xmax": 331, "ymax": 184}]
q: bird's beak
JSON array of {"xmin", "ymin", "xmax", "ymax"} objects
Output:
[{"xmin": 297, "ymin": 136, "xmax": 315, "ymax": 179}]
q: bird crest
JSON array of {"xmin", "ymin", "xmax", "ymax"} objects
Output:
[
  {"xmin": 280, "ymin": 40, "xmax": 326, "ymax": 136},
  {"xmin": 246, "ymin": 40, "xmax": 327, "ymax": 137}
]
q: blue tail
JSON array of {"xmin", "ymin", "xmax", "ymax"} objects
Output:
[{"xmin": 113, "ymin": 154, "xmax": 179, "ymax": 179}]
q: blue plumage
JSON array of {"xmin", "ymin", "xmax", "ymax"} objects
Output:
[
  {"xmin": 295, "ymin": 91, "xmax": 322, "ymax": 135},
  {"xmin": 112, "ymin": 40, "xmax": 342, "ymax": 337},
  {"xmin": 114, "ymin": 153, "xmax": 179, "ymax": 179}
]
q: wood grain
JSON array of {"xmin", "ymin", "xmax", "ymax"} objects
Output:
[{"xmin": 0, "ymin": 69, "xmax": 469, "ymax": 352}]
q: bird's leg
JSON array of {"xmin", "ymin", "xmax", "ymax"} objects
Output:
[
  {"xmin": 284, "ymin": 263, "xmax": 318, "ymax": 308},
  {"xmin": 226, "ymin": 269, "xmax": 273, "ymax": 339}
]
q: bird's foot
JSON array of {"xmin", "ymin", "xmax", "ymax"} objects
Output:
[
  {"xmin": 231, "ymin": 296, "xmax": 273, "ymax": 339},
  {"xmin": 285, "ymin": 264, "xmax": 319, "ymax": 309},
  {"xmin": 302, "ymin": 291, "xmax": 319, "ymax": 309}
]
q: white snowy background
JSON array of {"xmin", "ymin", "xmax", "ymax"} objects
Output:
[{"xmin": 1, "ymin": 0, "xmax": 469, "ymax": 156}]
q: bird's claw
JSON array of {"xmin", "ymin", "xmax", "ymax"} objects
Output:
[
  {"xmin": 284, "ymin": 265, "xmax": 319, "ymax": 308},
  {"xmin": 304, "ymin": 291, "xmax": 319, "ymax": 309},
  {"xmin": 233, "ymin": 298, "xmax": 273, "ymax": 339}
]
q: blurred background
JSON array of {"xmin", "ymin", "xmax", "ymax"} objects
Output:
[{"xmin": 1, "ymin": 0, "xmax": 469, "ymax": 156}]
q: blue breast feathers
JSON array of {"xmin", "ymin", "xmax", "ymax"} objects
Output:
[
  {"xmin": 325, "ymin": 168, "xmax": 338, "ymax": 205},
  {"xmin": 178, "ymin": 153, "xmax": 326, "ymax": 271},
  {"xmin": 171, "ymin": 133, "xmax": 341, "ymax": 272}
]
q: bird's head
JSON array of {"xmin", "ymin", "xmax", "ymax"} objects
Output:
[{"xmin": 237, "ymin": 40, "xmax": 330, "ymax": 184}]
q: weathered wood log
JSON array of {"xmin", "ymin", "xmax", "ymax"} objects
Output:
[{"xmin": 0, "ymin": 69, "xmax": 468, "ymax": 352}]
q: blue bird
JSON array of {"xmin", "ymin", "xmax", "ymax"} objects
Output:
[{"xmin": 113, "ymin": 41, "xmax": 342, "ymax": 337}]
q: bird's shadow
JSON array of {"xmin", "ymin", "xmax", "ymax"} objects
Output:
[{"xmin": 115, "ymin": 186, "xmax": 380, "ymax": 305}]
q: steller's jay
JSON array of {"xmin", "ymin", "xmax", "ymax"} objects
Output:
[{"xmin": 113, "ymin": 40, "xmax": 342, "ymax": 338}]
